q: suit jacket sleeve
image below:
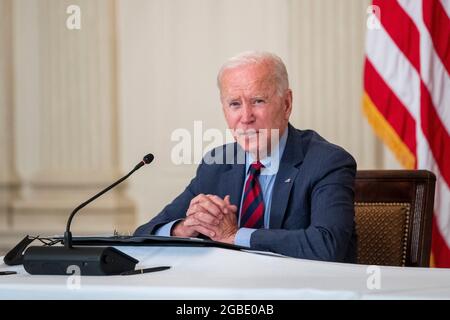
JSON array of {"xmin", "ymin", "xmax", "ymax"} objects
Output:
[{"xmin": 249, "ymin": 148, "xmax": 357, "ymax": 262}]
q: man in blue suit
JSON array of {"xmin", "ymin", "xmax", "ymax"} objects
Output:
[{"xmin": 134, "ymin": 51, "xmax": 357, "ymax": 263}]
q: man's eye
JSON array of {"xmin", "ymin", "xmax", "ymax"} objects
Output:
[
  {"xmin": 229, "ymin": 102, "xmax": 241, "ymax": 108},
  {"xmin": 254, "ymin": 99, "xmax": 265, "ymax": 105}
]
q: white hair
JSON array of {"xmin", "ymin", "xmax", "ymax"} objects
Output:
[{"xmin": 217, "ymin": 51, "xmax": 289, "ymax": 96}]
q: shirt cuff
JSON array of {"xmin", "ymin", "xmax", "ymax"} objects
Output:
[
  {"xmin": 234, "ymin": 228, "xmax": 256, "ymax": 248},
  {"xmin": 154, "ymin": 220, "xmax": 182, "ymax": 236}
]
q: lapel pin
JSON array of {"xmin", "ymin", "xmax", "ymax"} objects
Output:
[{"xmin": 284, "ymin": 178, "xmax": 291, "ymax": 183}]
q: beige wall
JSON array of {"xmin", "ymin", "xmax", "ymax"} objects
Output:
[
  {"xmin": 116, "ymin": 0, "xmax": 292, "ymax": 226},
  {"xmin": 0, "ymin": 0, "xmax": 400, "ymax": 253}
]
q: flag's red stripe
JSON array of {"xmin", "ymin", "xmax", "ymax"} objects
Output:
[
  {"xmin": 420, "ymin": 82, "xmax": 450, "ymax": 186},
  {"xmin": 366, "ymin": 1, "xmax": 450, "ymax": 268},
  {"xmin": 422, "ymin": 0, "xmax": 450, "ymax": 268},
  {"xmin": 423, "ymin": 0, "xmax": 450, "ymax": 75},
  {"xmin": 364, "ymin": 58, "xmax": 417, "ymax": 155},
  {"xmin": 432, "ymin": 217, "xmax": 450, "ymax": 268},
  {"xmin": 373, "ymin": 0, "xmax": 421, "ymax": 72}
]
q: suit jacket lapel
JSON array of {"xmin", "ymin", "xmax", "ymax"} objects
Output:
[
  {"xmin": 269, "ymin": 165, "xmax": 299, "ymax": 228},
  {"xmin": 269, "ymin": 124, "xmax": 305, "ymax": 229}
]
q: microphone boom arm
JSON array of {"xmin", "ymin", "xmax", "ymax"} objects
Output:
[
  {"xmin": 64, "ymin": 154, "xmax": 154, "ymax": 248},
  {"xmin": 65, "ymin": 167, "xmax": 136, "ymax": 248}
]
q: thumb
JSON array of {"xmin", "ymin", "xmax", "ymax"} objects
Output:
[{"xmin": 222, "ymin": 195, "xmax": 231, "ymax": 214}]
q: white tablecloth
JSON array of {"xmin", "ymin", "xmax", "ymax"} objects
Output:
[{"xmin": 1, "ymin": 246, "xmax": 450, "ymax": 299}]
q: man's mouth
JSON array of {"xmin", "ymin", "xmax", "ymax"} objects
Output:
[{"xmin": 235, "ymin": 130, "xmax": 259, "ymax": 137}]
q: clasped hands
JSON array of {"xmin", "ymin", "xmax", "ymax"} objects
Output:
[{"xmin": 172, "ymin": 194, "xmax": 238, "ymax": 244}]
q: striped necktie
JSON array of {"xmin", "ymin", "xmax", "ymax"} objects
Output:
[{"xmin": 240, "ymin": 161, "xmax": 265, "ymax": 228}]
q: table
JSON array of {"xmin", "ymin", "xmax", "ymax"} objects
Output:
[{"xmin": 1, "ymin": 246, "xmax": 450, "ymax": 299}]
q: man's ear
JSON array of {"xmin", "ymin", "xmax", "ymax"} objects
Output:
[{"xmin": 284, "ymin": 89, "xmax": 293, "ymax": 120}]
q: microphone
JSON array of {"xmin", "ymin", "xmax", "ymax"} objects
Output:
[
  {"xmin": 64, "ymin": 153, "xmax": 154, "ymax": 248},
  {"xmin": 22, "ymin": 153, "xmax": 154, "ymax": 276}
]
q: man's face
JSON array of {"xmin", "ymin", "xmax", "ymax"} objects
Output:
[{"xmin": 220, "ymin": 62, "xmax": 292, "ymax": 156}]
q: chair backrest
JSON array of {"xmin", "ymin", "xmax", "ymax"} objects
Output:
[{"xmin": 354, "ymin": 170, "xmax": 436, "ymax": 267}]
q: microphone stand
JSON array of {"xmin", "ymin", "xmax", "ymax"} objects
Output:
[{"xmin": 22, "ymin": 154, "xmax": 154, "ymax": 276}]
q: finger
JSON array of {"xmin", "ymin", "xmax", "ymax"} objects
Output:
[
  {"xmin": 184, "ymin": 215, "xmax": 221, "ymax": 237},
  {"xmin": 189, "ymin": 193, "xmax": 206, "ymax": 206},
  {"xmin": 207, "ymin": 195, "xmax": 230, "ymax": 214},
  {"xmin": 187, "ymin": 199, "xmax": 220, "ymax": 217},
  {"xmin": 224, "ymin": 195, "xmax": 237, "ymax": 213},
  {"xmin": 187, "ymin": 203, "xmax": 221, "ymax": 219},
  {"xmin": 209, "ymin": 194, "xmax": 237, "ymax": 214},
  {"xmin": 185, "ymin": 210, "xmax": 221, "ymax": 227},
  {"xmin": 184, "ymin": 216, "xmax": 216, "ymax": 230},
  {"xmin": 187, "ymin": 194, "xmax": 206, "ymax": 216},
  {"xmin": 186, "ymin": 204, "xmax": 202, "ymax": 217},
  {"xmin": 186, "ymin": 207, "xmax": 220, "ymax": 226},
  {"xmin": 194, "ymin": 211, "xmax": 220, "ymax": 226},
  {"xmin": 195, "ymin": 195, "xmax": 224, "ymax": 218},
  {"xmin": 207, "ymin": 194, "xmax": 227, "ymax": 208},
  {"xmin": 183, "ymin": 215, "xmax": 201, "ymax": 227},
  {"xmin": 192, "ymin": 224, "xmax": 216, "ymax": 238},
  {"xmin": 185, "ymin": 204, "xmax": 210, "ymax": 220}
]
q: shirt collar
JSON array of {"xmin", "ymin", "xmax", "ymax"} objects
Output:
[{"xmin": 245, "ymin": 127, "xmax": 288, "ymax": 175}]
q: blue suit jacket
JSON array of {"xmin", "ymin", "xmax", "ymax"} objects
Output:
[{"xmin": 134, "ymin": 124, "xmax": 357, "ymax": 263}]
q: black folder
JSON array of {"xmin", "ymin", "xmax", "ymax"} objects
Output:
[{"xmin": 52, "ymin": 235, "xmax": 248, "ymax": 251}]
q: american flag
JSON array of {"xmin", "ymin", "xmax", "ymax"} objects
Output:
[{"xmin": 363, "ymin": 0, "xmax": 450, "ymax": 267}]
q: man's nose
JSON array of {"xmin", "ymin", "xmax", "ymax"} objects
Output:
[{"xmin": 240, "ymin": 103, "xmax": 254, "ymax": 124}]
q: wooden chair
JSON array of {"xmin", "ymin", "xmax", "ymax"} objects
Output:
[{"xmin": 354, "ymin": 170, "xmax": 436, "ymax": 267}]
